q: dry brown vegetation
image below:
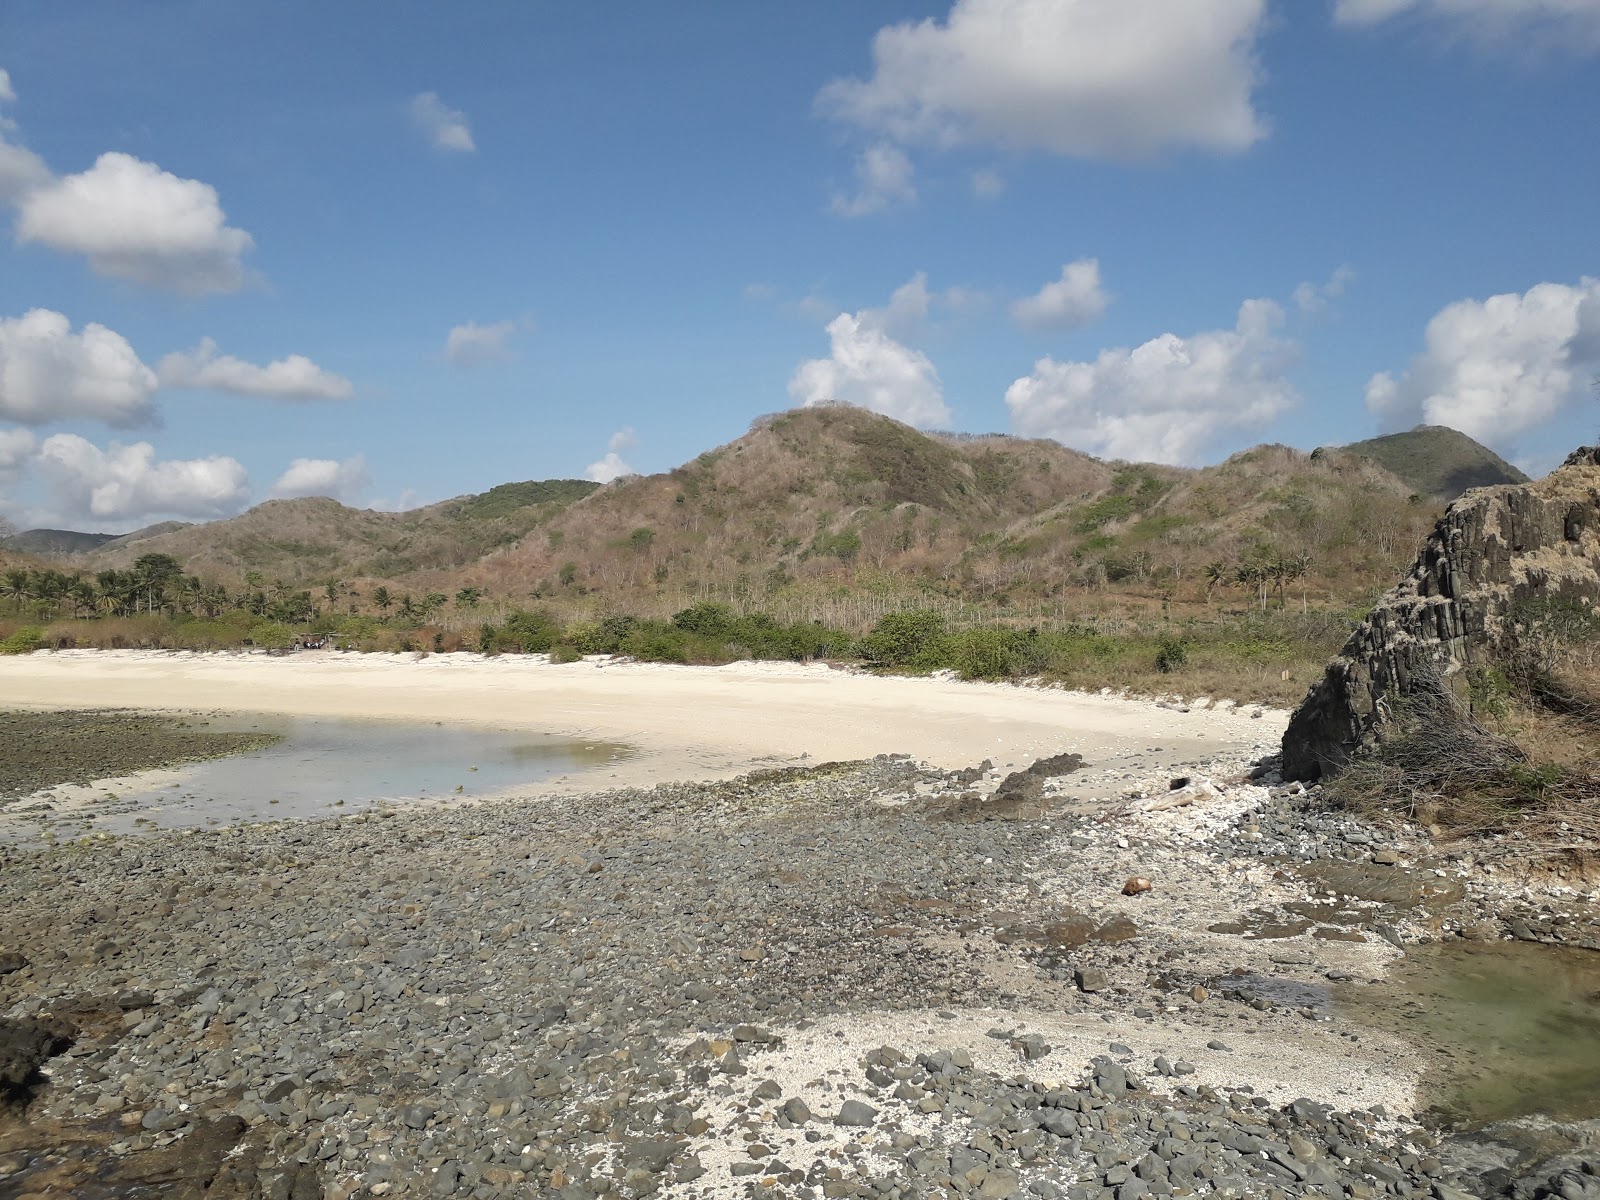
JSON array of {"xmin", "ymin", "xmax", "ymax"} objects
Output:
[
  {"xmin": 48, "ymin": 407, "xmax": 1443, "ymax": 630},
  {"xmin": 1329, "ymin": 662, "xmax": 1600, "ymax": 860}
]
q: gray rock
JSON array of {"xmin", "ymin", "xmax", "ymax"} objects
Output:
[{"xmin": 834, "ymin": 1099, "xmax": 879, "ymax": 1127}]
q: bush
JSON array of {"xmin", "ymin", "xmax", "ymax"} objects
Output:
[
  {"xmin": 549, "ymin": 642, "xmax": 583, "ymax": 664},
  {"xmin": 859, "ymin": 609, "xmax": 951, "ymax": 670},
  {"xmin": 950, "ymin": 626, "xmax": 1032, "ymax": 680},
  {"xmin": 1155, "ymin": 636, "xmax": 1189, "ymax": 673},
  {"xmin": 672, "ymin": 602, "xmax": 737, "ymax": 637},
  {"xmin": 0, "ymin": 626, "xmax": 43, "ymax": 655}
]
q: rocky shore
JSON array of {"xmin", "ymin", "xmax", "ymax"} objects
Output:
[
  {"xmin": 2, "ymin": 732, "xmax": 1599, "ymax": 1199},
  {"xmin": 0, "ymin": 709, "xmax": 280, "ymax": 802}
]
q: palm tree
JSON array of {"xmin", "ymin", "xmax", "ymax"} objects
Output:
[
  {"xmin": 1203, "ymin": 561, "xmax": 1228, "ymax": 605},
  {"xmin": 4, "ymin": 568, "xmax": 31, "ymax": 613},
  {"xmin": 1235, "ymin": 562, "xmax": 1268, "ymax": 612},
  {"xmin": 372, "ymin": 585, "xmax": 393, "ymax": 614},
  {"xmin": 3, "ymin": 569, "xmax": 28, "ymax": 612}
]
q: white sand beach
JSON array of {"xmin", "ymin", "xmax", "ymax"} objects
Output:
[{"xmin": 0, "ymin": 649, "xmax": 1286, "ymax": 790}]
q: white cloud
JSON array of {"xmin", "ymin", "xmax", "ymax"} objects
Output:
[
  {"xmin": 271, "ymin": 455, "xmax": 371, "ymax": 503},
  {"xmin": 157, "ymin": 338, "xmax": 353, "ymax": 401},
  {"xmin": 443, "ymin": 319, "xmax": 517, "ymax": 367},
  {"xmin": 1010, "ymin": 258, "xmax": 1109, "ymax": 330},
  {"xmin": 1004, "ymin": 297, "xmax": 1297, "ymax": 464},
  {"xmin": 0, "ymin": 428, "xmax": 36, "ymax": 483},
  {"xmin": 830, "ymin": 143, "xmax": 916, "ymax": 217},
  {"xmin": 0, "ymin": 309, "xmax": 158, "ymax": 427},
  {"xmin": 1293, "ymin": 264, "xmax": 1356, "ymax": 314},
  {"xmin": 818, "ymin": 0, "xmax": 1269, "ymax": 161},
  {"xmin": 16, "ymin": 152, "xmax": 254, "ymax": 294},
  {"xmin": 1364, "ymin": 278, "xmax": 1600, "ymax": 445},
  {"xmin": 0, "ymin": 70, "xmax": 51, "ymax": 203},
  {"xmin": 585, "ymin": 452, "xmax": 634, "ymax": 484},
  {"xmin": 410, "ymin": 91, "xmax": 476, "ymax": 153},
  {"xmin": 585, "ymin": 427, "xmax": 640, "ymax": 483},
  {"xmin": 36, "ymin": 434, "xmax": 250, "ymax": 521},
  {"xmin": 789, "ymin": 308, "xmax": 951, "ymax": 429},
  {"xmin": 1333, "ymin": 0, "xmax": 1600, "ymax": 52},
  {"xmin": 971, "ymin": 167, "xmax": 1006, "ymax": 198}
]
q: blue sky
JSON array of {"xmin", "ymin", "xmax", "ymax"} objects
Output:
[{"xmin": 1, "ymin": 0, "xmax": 1597, "ymax": 531}]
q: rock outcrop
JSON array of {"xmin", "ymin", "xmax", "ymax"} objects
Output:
[{"xmin": 1282, "ymin": 446, "xmax": 1600, "ymax": 780}]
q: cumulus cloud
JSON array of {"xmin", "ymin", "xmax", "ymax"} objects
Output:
[
  {"xmin": 1333, "ymin": 0, "xmax": 1600, "ymax": 52},
  {"xmin": 0, "ymin": 70, "xmax": 51, "ymax": 203},
  {"xmin": 789, "ymin": 292, "xmax": 952, "ymax": 429},
  {"xmin": 1004, "ymin": 297, "xmax": 1297, "ymax": 464},
  {"xmin": 444, "ymin": 319, "xmax": 517, "ymax": 366},
  {"xmin": 1364, "ymin": 278, "xmax": 1600, "ymax": 446},
  {"xmin": 830, "ymin": 143, "xmax": 917, "ymax": 217},
  {"xmin": 607, "ymin": 426, "xmax": 637, "ymax": 453},
  {"xmin": 410, "ymin": 92, "xmax": 476, "ymax": 152},
  {"xmin": 584, "ymin": 452, "xmax": 634, "ymax": 484},
  {"xmin": 971, "ymin": 167, "xmax": 1006, "ymax": 198},
  {"xmin": 0, "ymin": 309, "xmax": 158, "ymax": 428},
  {"xmin": 16, "ymin": 152, "xmax": 254, "ymax": 294},
  {"xmin": 36, "ymin": 434, "xmax": 250, "ymax": 521},
  {"xmin": 818, "ymin": 0, "xmax": 1269, "ymax": 161},
  {"xmin": 157, "ymin": 338, "xmax": 352, "ymax": 401},
  {"xmin": 1293, "ymin": 264, "xmax": 1356, "ymax": 314},
  {"xmin": 271, "ymin": 455, "xmax": 371, "ymax": 503},
  {"xmin": 0, "ymin": 427, "xmax": 36, "ymax": 483},
  {"xmin": 1010, "ymin": 258, "xmax": 1109, "ymax": 330}
]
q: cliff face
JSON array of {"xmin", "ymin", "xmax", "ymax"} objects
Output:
[{"xmin": 1282, "ymin": 446, "xmax": 1600, "ymax": 780}]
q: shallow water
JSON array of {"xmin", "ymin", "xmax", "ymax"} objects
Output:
[
  {"xmin": 1340, "ymin": 939, "xmax": 1600, "ymax": 1127},
  {"xmin": 14, "ymin": 715, "xmax": 631, "ymax": 839}
]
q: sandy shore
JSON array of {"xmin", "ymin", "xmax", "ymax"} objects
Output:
[{"xmin": 0, "ymin": 649, "xmax": 1286, "ymax": 791}]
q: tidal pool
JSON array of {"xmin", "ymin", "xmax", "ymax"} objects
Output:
[
  {"xmin": 1340, "ymin": 939, "xmax": 1600, "ymax": 1128},
  {"xmin": 10, "ymin": 714, "xmax": 631, "ymax": 840}
]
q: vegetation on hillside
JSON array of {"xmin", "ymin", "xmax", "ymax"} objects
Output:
[
  {"xmin": 6, "ymin": 407, "xmax": 1527, "ymax": 703},
  {"xmin": 1333, "ymin": 424, "xmax": 1528, "ymax": 501},
  {"xmin": 1328, "ymin": 603, "xmax": 1600, "ymax": 855}
]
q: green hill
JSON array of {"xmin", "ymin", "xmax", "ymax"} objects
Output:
[
  {"xmin": 0, "ymin": 528, "xmax": 120, "ymax": 556},
  {"xmin": 1332, "ymin": 425, "xmax": 1528, "ymax": 501}
]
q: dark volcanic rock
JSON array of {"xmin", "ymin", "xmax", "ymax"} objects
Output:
[
  {"xmin": 1283, "ymin": 446, "xmax": 1600, "ymax": 779},
  {"xmin": 0, "ymin": 1016, "xmax": 75, "ymax": 1101}
]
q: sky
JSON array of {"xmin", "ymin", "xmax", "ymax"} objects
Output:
[{"xmin": 1, "ymin": 0, "xmax": 1598, "ymax": 532}]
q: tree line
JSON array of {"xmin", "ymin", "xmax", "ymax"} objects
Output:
[{"xmin": 2, "ymin": 554, "xmax": 494, "ymax": 626}]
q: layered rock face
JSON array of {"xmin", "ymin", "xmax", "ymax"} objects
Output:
[{"xmin": 1282, "ymin": 446, "xmax": 1600, "ymax": 780}]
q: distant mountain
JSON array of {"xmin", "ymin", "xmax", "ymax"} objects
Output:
[
  {"xmin": 1331, "ymin": 425, "xmax": 1528, "ymax": 500},
  {"xmin": 1, "ymin": 528, "xmax": 120, "ymax": 556},
  {"xmin": 18, "ymin": 407, "xmax": 1455, "ymax": 611},
  {"xmin": 78, "ymin": 481, "xmax": 599, "ymax": 582}
]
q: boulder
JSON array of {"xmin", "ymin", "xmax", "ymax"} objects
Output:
[{"xmin": 1283, "ymin": 447, "xmax": 1600, "ymax": 780}]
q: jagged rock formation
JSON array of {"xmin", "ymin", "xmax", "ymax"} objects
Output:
[{"xmin": 1282, "ymin": 446, "xmax": 1600, "ymax": 780}]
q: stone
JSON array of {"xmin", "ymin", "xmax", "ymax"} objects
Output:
[
  {"xmin": 1122, "ymin": 877, "xmax": 1152, "ymax": 897},
  {"xmin": 1284, "ymin": 447, "xmax": 1600, "ymax": 778},
  {"xmin": 834, "ymin": 1099, "xmax": 879, "ymax": 1127},
  {"xmin": 1075, "ymin": 968, "xmax": 1110, "ymax": 993}
]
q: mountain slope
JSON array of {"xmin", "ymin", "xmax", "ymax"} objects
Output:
[
  {"xmin": 1331, "ymin": 425, "xmax": 1528, "ymax": 500},
  {"xmin": 1, "ymin": 529, "xmax": 120, "ymax": 556},
  {"xmin": 25, "ymin": 406, "xmax": 1452, "ymax": 615},
  {"xmin": 79, "ymin": 482, "xmax": 599, "ymax": 582}
]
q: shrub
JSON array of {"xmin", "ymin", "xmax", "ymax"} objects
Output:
[
  {"xmin": 0, "ymin": 626, "xmax": 43, "ymax": 655},
  {"xmin": 950, "ymin": 626, "xmax": 1031, "ymax": 680},
  {"xmin": 860, "ymin": 609, "xmax": 950, "ymax": 670},
  {"xmin": 1155, "ymin": 636, "xmax": 1189, "ymax": 673},
  {"xmin": 549, "ymin": 642, "xmax": 583, "ymax": 664},
  {"xmin": 672, "ymin": 601, "xmax": 737, "ymax": 637}
]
